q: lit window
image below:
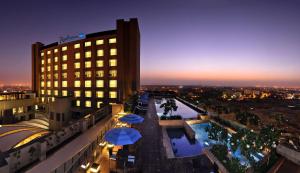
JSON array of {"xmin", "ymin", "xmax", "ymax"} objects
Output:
[
  {"xmin": 41, "ymin": 97, "xmax": 45, "ymax": 103},
  {"xmin": 47, "ymin": 81, "xmax": 51, "ymax": 87},
  {"xmin": 74, "ymin": 80, "xmax": 81, "ymax": 87},
  {"xmin": 109, "ymin": 59, "xmax": 117, "ymax": 66},
  {"xmin": 62, "ymin": 55, "xmax": 68, "ymax": 61},
  {"xmin": 85, "ymin": 100, "xmax": 91, "ymax": 107},
  {"xmin": 62, "ymin": 64, "xmax": 67, "ymax": 70},
  {"xmin": 85, "ymin": 61, "xmax": 91, "ymax": 68},
  {"xmin": 110, "ymin": 48, "xmax": 117, "ymax": 56},
  {"xmin": 54, "ymin": 57, "xmax": 58, "ymax": 62},
  {"xmin": 85, "ymin": 80, "xmax": 92, "ymax": 87},
  {"xmin": 41, "ymin": 52, "xmax": 44, "ymax": 56},
  {"xmin": 96, "ymin": 80, "xmax": 104, "ymax": 88},
  {"xmin": 41, "ymin": 59, "xmax": 44, "ymax": 65},
  {"xmin": 96, "ymin": 91, "xmax": 104, "ymax": 98},
  {"xmin": 74, "ymin": 91, "xmax": 81, "ymax": 97},
  {"xmin": 41, "ymin": 81, "xmax": 45, "ymax": 87},
  {"xmin": 109, "ymin": 70, "xmax": 117, "ymax": 77},
  {"xmin": 47, "ymin": 90, "xmax": 51, "ymax": 95},
  {"xmin": 51, "ymin": 97, "xmax": 55, "ymax": 102},
  {"xmin": 54, "ymin": 65, "xmax": 58, "ymax": 71},
  {"xmin": 96, "ymin": 60, "xmax": 103, "ymax": 67},
  {"xmin": 85, "ymin": 51, "xmax": 91, "ymax": 58},
  {"xmin": 85, "ymin": 71, "xmax": 92, "ymax": 78},
  {"xmin": 74, "ymin": 62, "xmax": 80, "ymax": 69},
  {"xmin": 76, "ymin": 100, "xmax": 80, "ymax": 107},
  {"xmin": 109, "ymin": 91, "xmax": 117, "ymax": 98},
  {"xmin": 109, "ymin": 80, "xmax": 117, "ymax": 88},
  {"xmin": 75, "ymin": 53, "xmax": 80, "ymax": 59},
  {"xmin": 54, "ymin": 49, "xmax": 58, "ymax": 53},
  {"xmin": 96, "ymin": 70, "xmax": 104, "ymax": 77},
  {"xmin": 41, "ymin": 67, "xmax": 44, "ymax": 72},
  {"xmin": 62, "ymin": 73, "xmax": 67, "ymax": 79},
  {"xmin": 62, "ymin": 46, "xmax": 67, "ymax": 51},
  {"xmin": 47, "ymin": 50, "xmax": 51, "ymax": 55},
  {"xmin": 74, "ymin": 43, "xmax": 80, "ymax": 49},
  {"xmin": 62, "ymin": 81, "xmax": 68, "ymax": 87},
  {"xmin": 54, "ymin": 90, "xmax": 58, "ymax": 96},
  {"xmin": 47, "ymin": 58, "xmax": 51, "ymax": 64},
  {"xmin": 47, "ymin": 66, "xmax": 51, "ymax": 72},
  {"xmin": 109, "ymin": 38, "xmax": 117, "ymax": 44},
  {"xmin": 85, "ymin": 91, "xmax": 92, "ymax": 98},
  {"xmin": 41, "ymin": 90, "xmax": 45, "ymax": 94},
  {"xmin": 85, "ymin": 41, "xmax": 91, "ymax": 47},
  {"xmin": 75, "ymin": 72, "xmax": 80, "ymax": 78},
  {"xmin": 97, "ymin": 50, "xmax": 104, "ymax": 56},
  {"xmin": 54, "ymin": 74, "xmax": 58, "ymax": 79},
  {"xmin": 54, "ymin": 81, "xmax": 58, "ymax": 87},
  {"xmin": 96, "ymin": 39, "xmax": 104, "ymax": 45},
  {"xmin": 47, "ymin": 74, "xmax": 51, "ymax": 79},
  {"xmin": 97, "ymin": 101, "xmax": 103, "ymax": 108},
  {"xmin": 41, "ymin": 75, "xmax": 44, "ymax": 80},
  {"xmin": 62, "ymin": 90, "xmax": 68, "ymax": 96}
]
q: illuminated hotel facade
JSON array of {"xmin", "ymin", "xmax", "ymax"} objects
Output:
[{"xmin": 32, "ymin": 19, "xmax": 140, "ymax": 112}]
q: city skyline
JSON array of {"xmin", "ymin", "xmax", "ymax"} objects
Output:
[{"xmin": 0, "ymin": 0, "xmax": 300, "ymax": 87}]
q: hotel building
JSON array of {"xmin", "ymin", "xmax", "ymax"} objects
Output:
[{"xmin": 32, "ymin": 19, "xmax": 140, "ymax": 114}]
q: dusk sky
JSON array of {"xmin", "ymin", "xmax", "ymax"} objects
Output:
[{"xmin": 0, "ymin": 0, "xmax": 299, "ymax": 87}]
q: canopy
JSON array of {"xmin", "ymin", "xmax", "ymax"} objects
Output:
[
  {"xmin": 104, "ymin": 127, "xmax": 142, "ymax": 146},
  {"xmin": 119, "ymin": 114, "xmax": 144, "ymax": 124}
]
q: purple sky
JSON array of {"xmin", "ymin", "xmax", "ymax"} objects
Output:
[{"xmin": 0, "ymin": 0, "xmax": 299, "ymax": 87}]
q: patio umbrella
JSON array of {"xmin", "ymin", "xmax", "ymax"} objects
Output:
[
  {"xmin": 104, "ymin": 127, "xmax": 142, "ymax": 146},
  {"xmin": 119, "ymin": 114, "xmax": 144, "ymax": 124}
]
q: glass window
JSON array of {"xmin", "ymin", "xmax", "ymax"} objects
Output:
[
  {"xmin": 85, "ymin": 100, "xmax": 91, "ymax": 107},
  {"xmin": 75, "ymin": 52, "xmax": 80, "ymax": 59},
  {"xmin": 74, "ymin": 43, "xmax": 80, "ymax": 49},
  {"xmin": 109, "ymin": 91, "xmax": 117, "ymax": 98},
  {"xmin": 47, "ymin": 81, "xmax": 51, "ymax": 87},
  {"xmin": 109, "ymin": 80, "xmax": 117, "ymax": 88},
  {"xmin": 41, "ymin": 67, "xmax": 44, "ymax": 72},
  {"xmin": 41, "ymin": 97, "xmax": 45, "ymax": 103},
  {"xmin": 85, "ymin": 71, "xmax": 92, "ymax": 78},
  {"xmin": 62, "ymin": 46, "xmax": 67, "ymax": 51},
  {"xmin": 85, "ymin": 51, "xmax": 91, "ymax": 58},
  {"xmin": 47, "ymin": 74, "xmax": 51, "ymax": 79},
  {"xmin": 41, "ymin": 59, "xmax": 44, "ymax": 65},
  {"xmin": 54, "ymin": 65, "xmax": 58, "ymax": 71},
  {"xmin": 62, "ymin": 64, "xmax": 67, "ymax": 70},
  {"xmin": 75, "ymin": 72, "xmax": 80, "ymax": 78},
  {"xmin": 54, "ymin": 81, "xmax": 58, "ymax": 87},
  {"xmin": 97, "ymin": 101, "xmax": 103, "ymax": 108},
  {"xmin": 97, "ymin": 50, "xmax": 104, "ymax": 56},
  {"xmin": 54, "ymin": 73, "xmax": 58, "ymax": 79},
  {"xmin": 85, "ymin": 80, "xmax": 92, "ymax": 87},
  {"xmin": 41, "ymin": 82, "xmax": 45, "ymax": 88},
  {"xmin": 85, "ymin": 41, "xmax": 91, "ymax": 47},
  {"xmin": 109, "ymin": 59, "xmax": 117, "ymax": 66},
  {"xmin": 47, "ymin": 50, "xmax": 51, "ymax": 55},
  {"xmin": 96, "ymin": 91, "xmax": 104, "ymax": 98},
  {"xmin": 85, "ymin": 91, "xmax": 92, "ymax": 98},
  {"xmin": 85, "ymin": 61, "xmax": 91, "ymax": 68},
  {"xmin": 96, "ymin": 70, "xmax": 104, "ymax": 77},
  {"xmin": 41, "ymin": 90, "xmax": 45, "ymax": 94},
  {"xmin": 109, "ymin": 38, "xmax": 117, "ymax": 44},
  {"xmin": 76, "ymin": 100, "xmax": 80, "ymax": 107},
  {"xmin": 41, "ymin": 75, "xmax": 44, "ymax": 80},
  {"xmin": 62, "ymin": 55, "xmax": 68, "ymax": 61},
  {"xmin": 74, "ymin": 80, "xmax": 81, "ymax": 87},
  {"xmin": 47, "ymin": 90, "xmax": 51, "ymax": 95},
  {"xmin": 54, "ymin": 57, "xmax": 58, "ymax": 62},
  {"xmin": 47, "ymin": 66, "xmax": 51, "ymax": 72},
  {"xmin": 74, "ymin": 62, "xmax": 80, "ymax": 69},
  {"xmin": 109, "ymin": 70, "xmax": 117, "ymax": 77},
  {"xmin": 54, "ymin": 90, "xmax": 58, "ymax": 96},
  {"xmin": 41, "ymin": 52, "xmax": 44, "ymax": 56},
  {"xmin": 47, "ymin": 58, "xmax": 51, "ymax": 64},
  {"xmin": 96, "ymin": 60, "xmax": 103, "ymax": 67},
  {"xmin": 96, "ymin": 80, "xmax": 104, "ymax": 88},
  {"xmin": 62, "ymin": 90, "xmax": 68, "ymax": 96},
  {"xmin": 110, "ymin": 48, "xmax": 117, "ymax": 56},
  {"xmin": 74, "ymin": 91, "xmax": 81, "ymax": 97},
  {"xmin": 96, "ymin": 39, "xmax": 104, "ymax": 45},
  {"xmin": 54, "ymin": 49, "xmax": 58, "ymax": 53},
  {"xmin": 62, "ymin": 81, "xmax": 68, "ymax": 87},
  {"xmin": 62, "ymin": 72, "xmax": 67, "ymax": 79}
]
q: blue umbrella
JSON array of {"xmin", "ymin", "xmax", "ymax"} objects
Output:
[
  {"xmin": 104, "ymin": 127, "xmax": 142, "ymax": 145},
  {"xmin": 119, "ymin": 114, "xmax": 144, "ymax": 124}
]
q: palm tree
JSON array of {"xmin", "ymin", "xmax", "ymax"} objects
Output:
[{"xmin": 160, "ymin": 98, "xmax": 178, "ymax": 117}]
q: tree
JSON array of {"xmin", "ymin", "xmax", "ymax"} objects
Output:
[
  {"xmin": 206, "ymin": 123, "xmax": 228, "ymax": 144},
  {"xmin": 160, "ymin": 99, "xmax": 178, "ymax": 116}
]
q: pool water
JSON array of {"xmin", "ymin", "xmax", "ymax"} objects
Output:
[
  {"xmin": 155, "ymin": 99, "xmax": 198, "ymax": 119},
  {"xmin": 167, "ymin": 122, "xmax": 264, "ymax": 165}
]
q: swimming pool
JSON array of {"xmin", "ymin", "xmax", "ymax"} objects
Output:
[
  {"xmin": 155, "ymin": 99, "xmax": 199, "ymax": 119},
  {"xmin": 167, "ymin": 122, "xmax": 264, "ymax": 165}
]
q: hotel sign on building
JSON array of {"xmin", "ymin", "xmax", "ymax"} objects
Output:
[{"xmin": 59, "ymin": 33, "xmax": 85, "ymax": 44}]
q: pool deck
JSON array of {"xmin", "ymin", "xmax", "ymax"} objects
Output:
[{"xmin": 134, "ymin": 99, "xmax": 214, "ymax": 173}]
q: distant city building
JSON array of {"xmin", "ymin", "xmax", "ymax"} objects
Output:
[{"xmin": 32, "ymin": 19, "xmax": 140, "ymax": 115}]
